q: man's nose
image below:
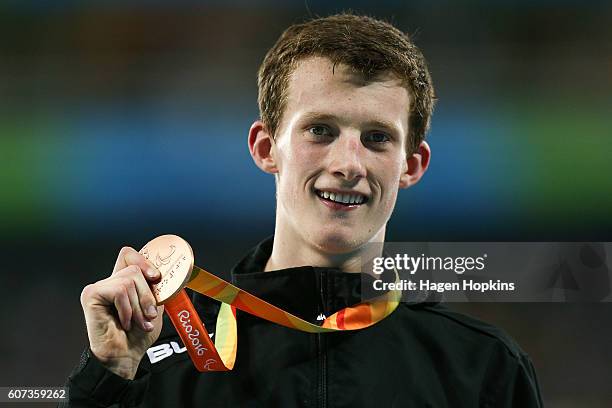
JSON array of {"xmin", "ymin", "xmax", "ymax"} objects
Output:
[{"xmin": 327, "ymin": 133, "xmax": 367, "ymax": 182}]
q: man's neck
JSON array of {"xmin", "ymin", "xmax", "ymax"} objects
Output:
[{"xmin": 265, "ymin": 220, "xmax": 386, "ymax": 273}]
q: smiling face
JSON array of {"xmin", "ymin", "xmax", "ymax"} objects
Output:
[{"xmin": 251, "ymin": 56, "xmax": 428, "ymax": 256}]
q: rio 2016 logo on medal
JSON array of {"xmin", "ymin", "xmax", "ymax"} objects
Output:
[{"xmin": 140, "ymin": 235, "xmax": 194, "ymax": 304}]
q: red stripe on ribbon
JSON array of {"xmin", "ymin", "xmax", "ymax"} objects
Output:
[
  {"xmin": 337, "ymin": 309, "xmax": 346, "ymax": 330},
  {"xmin": 164, "ymin": 290, "xmax": 229, "ymax": 372}
]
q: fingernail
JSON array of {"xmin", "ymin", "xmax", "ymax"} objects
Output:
[
  {"xmin": 147, "ymin": 268, "xmax": 159, "ymax": 278},
  {"xmin": 146, "ymin": 305, "xmax": 157, "ymax": 318},
  {"xmin": 143, "ymin": 321, "xmax": 154, "ymax": 331}
]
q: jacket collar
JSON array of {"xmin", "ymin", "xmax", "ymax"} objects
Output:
[
  {"xmin": 230, "ymin": 236, "xmax": 374, "ymax": 323},
  {"xmin": 228, "ymin": 236, "xmax": 434, "ymax": 322}
]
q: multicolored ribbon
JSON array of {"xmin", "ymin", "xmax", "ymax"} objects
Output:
[{"xmin": 164, "ymin": 265, "xmax": 401, "ymax": 372}]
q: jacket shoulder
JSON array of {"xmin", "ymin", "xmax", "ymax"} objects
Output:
[
  {"xmin": 403, "ymin": 302, "xmax": 526, "ymax": 358},
  {"xmin": 402, "ymin": 303, "xmax": 543, "ymax": 406}
]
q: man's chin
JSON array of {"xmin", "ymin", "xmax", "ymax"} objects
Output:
[{"xmin": 313, "ymin": 231, "xmax": 365, "ymax": 255}]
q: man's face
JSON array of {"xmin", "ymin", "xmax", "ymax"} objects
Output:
[{"xmin": 270, "ymin": 57, "xmax": 413, "ymax": 253}]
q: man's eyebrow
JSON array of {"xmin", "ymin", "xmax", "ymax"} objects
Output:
[
  {"xmin": 299, "ymin": 112, "xmax": 338, "ymax": 123},
  {"xmin": 363, "ymin": 119, "xmax": 402, "ymax": 134}
]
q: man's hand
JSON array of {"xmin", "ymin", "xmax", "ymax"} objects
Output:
[{"xmin": 80, "ymin": 247, "xmax": 164, "ymax": 380}]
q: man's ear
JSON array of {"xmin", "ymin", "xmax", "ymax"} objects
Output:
[
  {"xmin": 248, "ymin": 120, "xmax": 279, "ymax": 174},
  {"xmin": 399, "ymin": 141, "xmax": 431, "ymax": 189}
]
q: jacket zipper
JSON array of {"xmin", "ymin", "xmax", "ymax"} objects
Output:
[{"xmin": 317, "ymin": 271, "xmax": 327, "ymax": 408}]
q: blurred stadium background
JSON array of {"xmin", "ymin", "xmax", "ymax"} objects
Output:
[{"xmin": 1, "ymin": 1, "xmax": 611, "ymax": 406}]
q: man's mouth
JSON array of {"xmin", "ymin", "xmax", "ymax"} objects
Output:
[{"xmin": 314, "ymin": 189, "xmax": 369, "ymax": 206}]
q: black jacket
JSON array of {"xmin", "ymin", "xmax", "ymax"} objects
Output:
[{"xmin": 63, "ymin": 237, "xmax": 544, "ymax": 407}]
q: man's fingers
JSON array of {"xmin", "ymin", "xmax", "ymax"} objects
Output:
[
  {"xmin": 116, "ymin": 265, "xmax": 156, "ymax": 331},
  {"xmin": 83, "ymin": 264, "xmax": 159, "ymax": 332},
  {"xmin": 113, "ymin": 287, "xmax": 132, "ymax": 331},
  {"xmin": 112, "ymin": 246, "xmax": 161, "ymax": 281},
  {"xmin": 114, "ymin": 265, "xmax": 157, "ymax": 331},
  {"xmin": 112, "ymin": 246, "xmax": 139, "ymax": 274},
  {"xmin": 124, "ymin": 277, "xmax": 152, "ymax": 332},
  {"xmin": 82, "ymin": 280, "xmax": 133, "ymax": 331}
]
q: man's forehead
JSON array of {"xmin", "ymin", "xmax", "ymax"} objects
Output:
[
  {"xmin": 289, "ymin": 56, "xmax": 404, "ymax": 88},
  {"xmin": 283, "ymin": 56, "xmax": 411, "ymax": 129}
]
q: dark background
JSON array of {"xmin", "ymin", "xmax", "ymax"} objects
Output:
[{"xmin": 1, "ymin": 1, "xmax": 611, "ymax": 406}]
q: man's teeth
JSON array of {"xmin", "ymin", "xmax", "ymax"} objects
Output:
[{"xmin": 318, "ymin": 190, "xmax": 365, "ymax": 205}]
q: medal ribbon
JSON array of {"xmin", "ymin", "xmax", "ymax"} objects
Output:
[{"xmin": 164, "ymin": 265, "xmax": 401, "ymax": 372}]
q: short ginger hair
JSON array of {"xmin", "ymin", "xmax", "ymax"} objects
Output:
[{"xmin": 257, "ymin": 13, "xmax": 436, "ymax": 154}]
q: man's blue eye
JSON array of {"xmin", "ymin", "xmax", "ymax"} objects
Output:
[
  {"xmin": 309, "ymin": 126, "xmax": 332, "ymax": 137},
  {"xmin": 365, "ymin": 132, "xmax": 390, "ymax": 143}
]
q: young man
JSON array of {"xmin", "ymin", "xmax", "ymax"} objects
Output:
[{"xmin": 64, "ymin": 14, "xmax": 543, "ymax": 407}]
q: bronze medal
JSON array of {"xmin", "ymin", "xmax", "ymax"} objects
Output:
[{"xmin": 139, "ymin": 234, "xmax": 194, "ymax": 304}]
